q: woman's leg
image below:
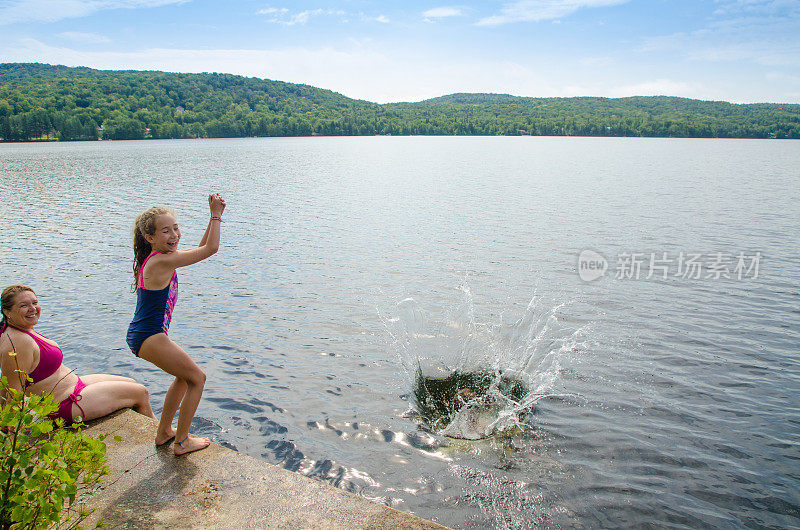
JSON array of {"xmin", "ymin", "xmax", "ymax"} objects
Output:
[
  {"xmin": 81, "ymin": 374, "xmax": 137, "ymax": 385},
  {"xmin": 137, "ymin": 333, "xmax": 210, "ymax": 455},
  {"xmin": 84, "ymin": 373, "xmax": 178, "ymax": 444},
  {"xmin": 75, "ymin": 380, "xmax": 157, "ymax": 421}
]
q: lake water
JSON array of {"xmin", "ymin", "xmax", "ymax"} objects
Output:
[{"xmin": 1, "ymin": 136, "xmax": 798, "ymax": 528}]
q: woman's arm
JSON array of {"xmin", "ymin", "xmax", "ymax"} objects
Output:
[{"xmin": 0, "ymin": 334, "xmax": 36, "ymax": 394}]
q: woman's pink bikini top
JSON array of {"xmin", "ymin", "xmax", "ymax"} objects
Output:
[{"xmin": 1, "ymin": 323, "xmax": 63, "ymax": 384}]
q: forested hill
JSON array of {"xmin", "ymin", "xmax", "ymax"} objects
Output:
[{"xmin": 2, "ymin": 63, "xmax": 799, "ymax": 141}]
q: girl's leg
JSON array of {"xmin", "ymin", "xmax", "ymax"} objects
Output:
[
  {"xmin": 75, "ymin": 380, "xmax": 157, "ymax": 421},
  {"xmin": 138, "ymin": 333, "xmax": 210, "ymax": 455},
  {"xmin": 156, "ymin": 377, "xmax": 187, "ymax": 444}
]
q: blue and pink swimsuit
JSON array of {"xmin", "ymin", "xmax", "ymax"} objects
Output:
[{"xmin": 126, "ymin": 251, "xmax": 178, "ymax": 356}]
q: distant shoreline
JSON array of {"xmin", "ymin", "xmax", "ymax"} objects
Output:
[
  {"xmin": 3, "ymin": 63, "xmax": 799, "ymax": 141},
  {"xmin": 2, "ymin": 135, "xmax": 797, "ymax": 144}
]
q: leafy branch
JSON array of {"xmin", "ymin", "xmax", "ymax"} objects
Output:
[{"xmin": 0, "ymin": 348, "xmax": 110, "ymax": 529}]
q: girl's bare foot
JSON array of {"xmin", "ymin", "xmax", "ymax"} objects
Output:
[
  {"xmin": 155, "ymin": 426, "xmax": 177, "ymax": 446},
  {"xmin": 173, "ymin": 434, "xmax": 211, "ymax": 456}
]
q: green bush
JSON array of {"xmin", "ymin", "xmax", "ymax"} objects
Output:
[{"xmin": 0, "ymin": 372, "xmax": 110, "ymax": 529}]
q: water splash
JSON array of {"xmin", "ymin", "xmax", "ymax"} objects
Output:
[{"xmin": 384, "ymin": 284, "xmax": 585, "ymax": 439}]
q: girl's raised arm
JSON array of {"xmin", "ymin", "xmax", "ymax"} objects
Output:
[
  {"xmin": 198, "ymin": 193, "xmax": 216, "ymax": 247},
  {"xmin": 156, "ymin": 193, "xmax": 225, "ymax": 270}
]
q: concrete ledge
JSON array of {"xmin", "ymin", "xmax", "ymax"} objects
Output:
[{"xmin": 75, "ymin": 409, "xmax": 448, "ymax": 529}]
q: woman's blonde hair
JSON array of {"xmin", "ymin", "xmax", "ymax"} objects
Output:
[{"xmin": 1, "ymin": 284, "xmax": 35, "ymax": 326}]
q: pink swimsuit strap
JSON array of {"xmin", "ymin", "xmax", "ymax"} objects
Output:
[
  {"xmin": 2, "ymin": 324, "xmax": 63, "ymax": 384},
  {"xmin": 138, "ymin": 251, "xmax": 177, "ymax": 290},
  {"xmin": 138, "ymin": 251, "xmax": 162, "ymax": 288}
]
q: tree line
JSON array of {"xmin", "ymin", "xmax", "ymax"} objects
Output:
[{"xmin": 1, "ymin": 63, "xmax": 799, "ymax": 141}]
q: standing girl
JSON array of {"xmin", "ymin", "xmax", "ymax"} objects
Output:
[{"xmin": 127, "ymin": 194, "xmax": 225, "ymax": 455}]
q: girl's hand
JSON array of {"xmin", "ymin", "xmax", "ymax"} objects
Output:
[{"xmin": 210, "ymin": 193, "xmax": 226, "ymax": 217}]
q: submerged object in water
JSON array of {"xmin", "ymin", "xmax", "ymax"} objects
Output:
[
  {"xmin": 440, "ymin": 401, "xmax": 503, "ymax": 440},
  {"xmin": 412, "ymin": 369, "xmax": 529, "ymax": 440}
]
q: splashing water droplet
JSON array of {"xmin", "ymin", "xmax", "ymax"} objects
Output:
[{"xmin": 384, "ymin": 284, "xmax": 586, "ymax": 440}]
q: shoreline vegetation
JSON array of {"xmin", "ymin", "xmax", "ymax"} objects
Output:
[{"xmin": 1, "ymin": 62, "xmax": 799, "ymax": 142}]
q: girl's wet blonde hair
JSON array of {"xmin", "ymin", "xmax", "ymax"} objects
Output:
[{"xmin": 132, "ymin": 206, "xmax": 174, "ymax": 291}]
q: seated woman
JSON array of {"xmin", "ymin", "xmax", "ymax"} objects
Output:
[{"xmin": 0, "ymin": 284, "xmax": 159, "ymax": 430}]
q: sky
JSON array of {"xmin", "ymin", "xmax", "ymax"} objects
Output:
[{"xmin": 1, "ymin": 0, "xmax": 799, "ymax": 104}]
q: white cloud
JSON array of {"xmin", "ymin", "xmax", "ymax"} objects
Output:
[
  {"xmin": 257, "ymin": 7, "xmax": 288, "ymax": 16},
  {"xmin": 579, "ymin": 56, "xmax": 612, "ymax": 67},
  {"xmin": 422, "ymin": 7, "xmax": 463, "ymax": 20},
  {"xmin": 476, "ymin": 0, "xmax": 628, "ymax": 26},
  {"xmin": 713, "ymin": 0, "xmax": 800, "ymax": 17},
  {"xmin": 608, "ymin": 78, "xmax": 702, "ymax": 98},
  {"xmin": 355, "ymin": 13, "xmax": 390, "ymax": 23},
  {"xmin": 0, "ymin": 0, "xmax": 189, "ymax": 25},
  {"xmin": 257, "ymin": 7, "xmax": 345, "ymax": 26},
  {"xmin": 0, "ymin": 38, "xmax": 564, "ymax": 103},
  {"xmin": 689, "ymin": 41, "xmax": 800, "ymax": 66},
  {"xmin": 640, "ymin": 11, "xmax": 800, "ymax": 67},
  {"xmin": 57, "ymin": 31, "xmax": 111, "ymax": 44},
  {"xmin": 4, "ymin": 34, "xmax": 797, "ymax": 103},
  {"xmin": 1, "ymin": 38, "xmax": 396, "ymax": 98},
  {"xmin": 287, "ymin": 9, "xmax": 321, "ymax": 25},
  {"xmin": 765, "ymin": 71, "xmax": 800, "ymax": 84},
  {"xmin": 552, "ymin": 78, "xmax": 722, "ymax": 100}
]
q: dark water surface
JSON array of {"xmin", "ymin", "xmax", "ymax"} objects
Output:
[{"xmin": 1, "ymin": 137, "xmax": 798, "ymax": 528}]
